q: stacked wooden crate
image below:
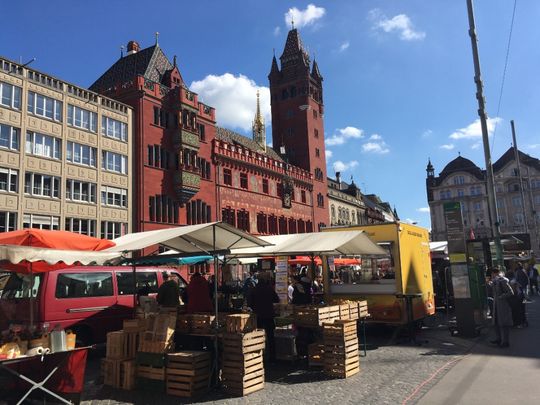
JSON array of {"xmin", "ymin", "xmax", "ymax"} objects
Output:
[
  {"xmin": 221, "ymin": 330, "xmax": 265, "ymax": 396},
  {"xmin": 323, "ymin": 320, "xmax": 360, "ymax": 378},
  {"xmin": 307, "ymin": 343, "xmax": 325, "ymax": 367},
  {"xmin": 348, "ymin": 302, "xmax": 359, "ymax": 320},
  {"xmin": 138, "ymin": 312, "xmax": 176, "ymax": 353},
  {"xmin": 190, "ymin": 314, "xmax": 215, "ymax": 334},
  {"xmin": 102, "ymin": 329, "xmax": 138, "ymax": 390},
  {"xmin": 166, "ymin": 351, "xmax": 211, "ymax": 398},
  {"xmin": 225, "ymin": 313, "xmax": 256, "ymax": 333},
  {"xmin": 358, "ymin": 300, "xmax": 369, "ymax": 318},
  {"xmin": 293, "ymin": 305, "xmax": 341, "ymax": 327}
]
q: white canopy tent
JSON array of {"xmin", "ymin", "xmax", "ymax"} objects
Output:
[
  {"xmin": 229, "ymin": 230, "xmax": 387, "ymax": 257},
  {"xmin": 0, "ymin": 244, "xmax": 122, "ymax": 266},
  {"xmin": 106, "ymin": 222, "xmax": 271, "ymax": 254}
]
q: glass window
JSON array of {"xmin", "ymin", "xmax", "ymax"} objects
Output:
[
  {"xmin": 0, "ymin": 273, "xmax": 41, "ymax": 299},
  {"xmin": 27, "ymin": 91, "xmax": 62, "ymax": 121},
  {"xmin": 0, "ymin": 211, "xmax": 17, "ymax": 233},
  {"xmin": 116, "ymin": 272, "xmax": 159, "ymax": 295},
  {"xmin": 55, "ymin": 272, "xmax": 113, "ymax": 298},
  {"xmin": 65, "ymin": 179, "xmax": 96, "ymax": 203},
  {"xmin": 24, "ymin": 172, "xmax": 60, "ymax": 198},
  {"xmin": 511, "ymin": 196, "xmax": 522, "ymax": 207},
  {"xmin": 101, "ymin": 116, "xmax": 127, "ymax": 141},
  {"xmin": 0, "ymin": 167, "xmax": 18, "ymax": 193},
  {"xmin": 100, "ymin": 221, "xmax": 126, "ymax": 239},
  {"xmin": 65, "ymin": 217, "xmax": 96, "ymax": 237},
  {"xmin": 0, "ymin": 124, "xmax": 20, "ymax": 151},
  {"xmin": 453, "ymin": 176, "xmax": 465, "ymax": 185},
  {"xmin": 22, "ymin": 213, "xmax": 59, "ymax": 230},
  {"xmin": 66, "ymin": 141, "xmax": 97, "ymax": 167},
  {"xmin": 100, "ymin": 186, "xmax": 127, "ymax": 208},
  {"xmin": 0, "ymin": 81, "xmax": 22, "ymax": 109},
  {"xmin": 25, "ymin": 131, "xmax": 61, "ymax": 160},
  {"xmin": 67, "ymin": 104, "xmax": 97, "ymax": 132},
  {"xmin": 102, "ymin": 151, "xmax": 127, "ymax": 174},
  {"xmin": 223, "ymin": 168, "xmax": 232, "ymax": 186}
]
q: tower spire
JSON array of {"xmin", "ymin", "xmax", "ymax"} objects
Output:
[{"xmin": 252, "ymin": 90, "xmax": 266, "ymax": 152}]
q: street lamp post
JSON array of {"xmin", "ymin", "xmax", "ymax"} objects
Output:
[{"xmin": 466, "ymin": 0, "xmax": 504, "ymax": 267}]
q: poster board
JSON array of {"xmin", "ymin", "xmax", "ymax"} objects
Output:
[{"xmin": 275, "ymin": 256, "xmax": 289, "ymax": 304}]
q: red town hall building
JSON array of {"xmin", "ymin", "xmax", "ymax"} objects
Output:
[{"xmin": 90, "ymin": 28, "xmax": 329, "ymax": 242}]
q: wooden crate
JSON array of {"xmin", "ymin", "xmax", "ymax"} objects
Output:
[
  {"xmin": 137, "ymin": 365, "xmax": 165, "ymax": 380},
  {"xmin": 308, "ymin": 343, "xmax": 324, "ymax": 367},
  {"xmin": 324, "ymin": 358, "xmax": 360, "ymax": 378},
  {"xmin": 123, "ymin": 318, "xmax": 147, "ymax": 332},
  {"xmin": 153, "ymin": 313, "xmax": 176, "ymax": 342},
  {"xmin": 176, "ymin": 314, "xmax": 191, "ymax": 334},
  {"xmin": 338, "ymin": 304, "xmax": 350, "ymax": 320},
  {"xmin": 225, "ymin": 313, "xmax": 256, "ymax": 333},
  {"xmin": 222, "ymin": 330, "xmax": 266, "ymax": 354},
  {"xmin": 348, "ymin": 303, "xmax": 359, "ymax": 320},
  {"xmin": 106, "ymin": 331, "xmax": 126, "ymax": 360},
  {"xmin": 102, "ymin": 359, "xmax": 136, "ymax": 389},
  {"xmin": 222, "ymin": 351, "xmax": 263, "ymax": 375},
  {"xmin": 190, "ymin": 314, "xmax": 215, "ymax": 334},
  {"xmin": 139, "ymin": 338, "xmax": 174, "ymax": 353},
  {"xmin": 166, "ymin": 374, "xmax": 209, "ymax": 398},
  {"xmin": 323, "ymin": 320, "xmax": 357, "ymax": 338},
  {"xmin": 223, "ymin": 371, "xmax": 265, "ymax": 396},
  {"xmin": 358, "ymin": 301, "xmax": 369, "ymax": 318},
  {"xmin": 124, "ymin": 331, "xmax": 139, "ymax": 359},
  {"xmin": 293, "ymin": 305, "xmax": 340, "ymax": 327},
  {"xmin": 167, "ymin": 351, "xmax": 211, "ymax": 376}
]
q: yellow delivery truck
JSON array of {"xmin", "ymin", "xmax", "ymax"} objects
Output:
[{"xmin": 323, "ymin": 222, "xmax": 435, "ymax": 324}]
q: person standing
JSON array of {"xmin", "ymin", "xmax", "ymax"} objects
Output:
[
  {"xmin": 490, "ymin": 267, "xmax": 514, "ymax": 348},
  {"xmin": 157, "ymin": 273, "xmax": 180, "ymax": 307},
  {"xmin": 515, "ymin": 262, "xmax": 530, "ymax": 301},
  {"xmin": 242, "ymin": 269, "xmax": 258, "ymax": 306},
  {"xmin": 185, "ymin": 272, "xmax": 213, "ymax": 313},
  {"xmin": 527, "ymin": 262, "xmax": 539, "ymax": 296},
  {"xmin": 248, "ymin": 276, "xmax": 279, "ymax": 361}
]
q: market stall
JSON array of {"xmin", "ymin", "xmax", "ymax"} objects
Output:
[{"xmin": 0, "ymin": 234, "xmax": 122, "ymax": 404}]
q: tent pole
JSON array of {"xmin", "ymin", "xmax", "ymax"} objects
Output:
[
  {"xmin": 30, "ymin": 263, "xmax": 34, "ymax": 329},
  {"xmin": 132, "ymin": 262, "xmax": 137, "ymax": 318},
  {"xmin": 212, "ymin": 224, "xmax": 219, "ymax": 386}
]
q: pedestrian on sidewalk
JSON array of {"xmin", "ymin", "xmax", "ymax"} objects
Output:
[
  {"xmin": 515, "ymin": 262, "xmax": 530, "ymax": 301},
  {"xmin": 526, "ymin": 262, "xmax": 539, "ymax": 296},
  {"xmin": 490, "ymin": 267, "xmax": 514, "ymax": 348}
]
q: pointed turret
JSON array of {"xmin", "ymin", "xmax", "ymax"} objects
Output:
[
  {"xmin": 280, "ymin": 28, "xmax": 310, "ymax": 71},
  {"xmin": 426, "ymin": 158, "xmax": 434, "ymax": 177},
  {"xmin": 252, "ymin": 90, "xmax": 266, "ymax": 151},
  {"xmin": 311, "ymin": 59, "xmax": 323, "ymax": 81}
]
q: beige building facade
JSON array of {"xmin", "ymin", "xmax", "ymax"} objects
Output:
[{"xmin": 0, "ymin": 57, "xmax": 132, "ymax": 238}]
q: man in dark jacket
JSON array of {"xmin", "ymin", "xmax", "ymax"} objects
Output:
[
  {"xmin": 515, "ymin": 262, "xmax": 530, "ymax": 301},
  {"xmin": 248, "ymin": 276, "xmax": 279, "ymax": 361},
  {"xmin": 157, "ymin": 273, "xmax": 180, "ymax": 307}
]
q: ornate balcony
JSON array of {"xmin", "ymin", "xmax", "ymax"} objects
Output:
[
  {"xmin": 174, "ymin": 128, "xmax": 200, "ymax": 149},
  {"xmin": 175, "ymin": 171, "xmax": 201, "ymax": 204}
]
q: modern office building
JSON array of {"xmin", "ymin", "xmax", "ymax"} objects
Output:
[{"xmin": 0, "ymin": 56, "xmax": 133, "ymax": 238}]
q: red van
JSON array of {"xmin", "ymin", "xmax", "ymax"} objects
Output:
[{"xmin": 0, "ymin": 267, "xmax": 187, "ymax": 345}]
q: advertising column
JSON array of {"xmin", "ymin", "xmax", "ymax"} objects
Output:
[{"xmin": 444, "ymin": 202, "xmax": 476, "ymax": 336}]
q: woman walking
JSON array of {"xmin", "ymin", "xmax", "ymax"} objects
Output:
[{"xmin": 490, "ymin": 267, "xmax": 514, "ymax": 348}]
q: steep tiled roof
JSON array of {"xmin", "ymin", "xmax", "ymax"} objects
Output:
[
  {"xmin": 493, "ymin": 147, "xmax": 540, "ymax": 173},
  {"xmin": 215, "ymin": 127, "xmax": 283, "ymax": 162},
  {"xmin": 89, "ymin": 45, "xmax": 174, "ymax": 92},
  {"xmin": 279, "ymin": 29, "xmax": 310, "ymax": 69}
]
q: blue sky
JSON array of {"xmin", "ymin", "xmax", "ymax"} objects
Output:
[{"xmin": 3, "ymin": 0, "xmax": 539, "ymax": 229}]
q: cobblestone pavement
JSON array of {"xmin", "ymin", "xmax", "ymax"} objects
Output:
[{"xmin": 82, "ymin": 318, "xmax": 478, "ymax": 405}]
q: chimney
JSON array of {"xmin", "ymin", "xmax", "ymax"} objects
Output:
[
  {"xmin": 336, "ymin": 171, "xmax": 341, "ymax": 187},
  {"xmin": 126, "ymin": 41, "xmax": 140, "ymax": 55}
]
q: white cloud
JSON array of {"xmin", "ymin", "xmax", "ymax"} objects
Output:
[
  {"xmin": 339, "ymin": 41, "xmax": 350, "ymax": 52},
  {"xmin": 326, "ymin": 126, "xmax": 364, "ymax": 146},
  {"xmin": 422, "ymin": 129, "xmax": 433, "ymax": 138},
  {"xmin": 370, "ymin": 9, "xmax": 425, "ymax": 41},
  {"xmin": 526, "ymin": 144, "xmax": 540, "ymax": 150},
  {"xmin": 369, "ymin": 134, "xmax": 382, "ymax": 140},
  {"xmin": 333, "ymin": 160, "xmax": 359, "ymax": 172},
  {"xmin": 417, "ymin": 207, "xmax": 430, "ymax": 213},
  {"xmin": 190, "ymin": 73, "xmax": 270, "ymax": 132},
  {"xmin": 449, "ymin": 117, "xmax": 502, "ymax": 140},
  {"xmin": 404, "ymin": 218, "xmax": 419, "ymax": 224},
  {"xmin": 285, "ymin": 4, "xmax": 326, "ymax": 28},
  {"xmin": 273, "ymin": 26, "xmax": 281, "ymax": 36},
  {"xmin": 362, "ymin": 142, "xmax": 390, "ymax": 154},
  {"xmin": 471, "ymin": 142, "xmax": 481, "ymax": 150},
  {"xmin": 440, "ymin": 144, "xmax": 455, "ymax": 150},
  {"xmin": 325, "ymin": 150, "xmax": 333, "ymax": 159}
]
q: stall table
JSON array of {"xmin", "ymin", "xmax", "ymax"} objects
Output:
[{"xmin": 0, "ymin": 346, "xmax": 90, "ymax": 404}]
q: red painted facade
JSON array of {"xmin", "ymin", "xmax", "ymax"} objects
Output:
[{"xmin": 91, "ymin": 29, "xmax": 328, "ymax": 244}]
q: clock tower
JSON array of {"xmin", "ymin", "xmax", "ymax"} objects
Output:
[{"xmin": 269, "ymin": 28, "xmax": 329, "ymax": 229}]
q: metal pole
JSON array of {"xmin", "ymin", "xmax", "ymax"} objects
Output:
[
  {"xmin": 510, "ymin": 120, "xmax": 529, "ymax": 233},
  {"xmin": 466, "ymin": 0, "xmax": 504, "ymax": 267}
]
